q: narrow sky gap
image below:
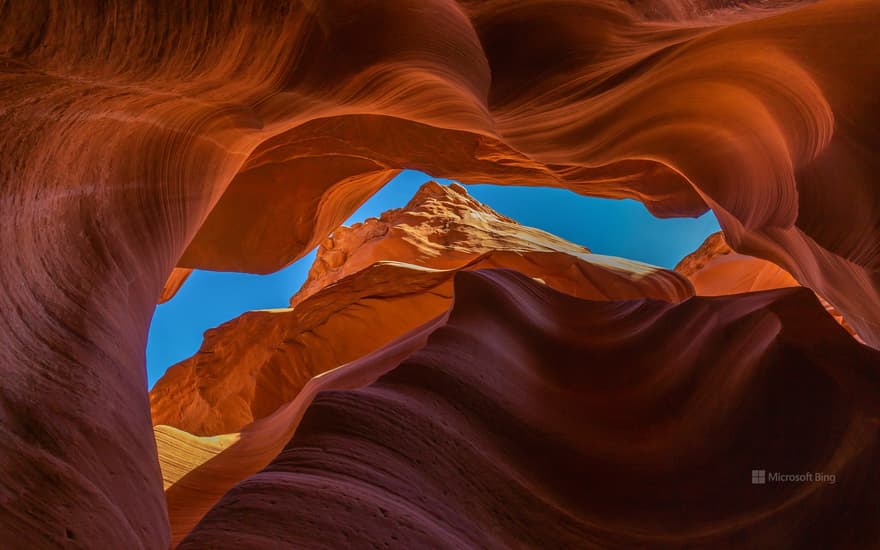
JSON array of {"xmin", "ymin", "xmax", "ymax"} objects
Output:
[{"xmin": 146, "ymin": 169, "xmax": 719, "ymax": 387}]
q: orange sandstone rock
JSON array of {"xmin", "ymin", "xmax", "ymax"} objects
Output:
[
  {"xmin": 676, "ymin": 232, "xmax": 799, "ymax": 294},
  {"xmin": 151, "ymin": 182, "xmax": 693, "ymax": 436},
  {"xmin": 677, "ymin": 232, "xmax": 859, "ymax": 338},
  {"xmin": 180, "ymin": 270, "xmax": 880, "ymax": 549},
  {"xmin": 2, "ymin": 1, "xmax": 879, "ymax": 546},
  {"xmin": 158, "ymin": 268, "xmax": 193, "ymax": 304},
  {"xmin": 159, "ymin": 313, "xmax": 444, "ymax": 546}
]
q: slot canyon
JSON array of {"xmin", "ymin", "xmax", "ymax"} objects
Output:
[{"xmin": 1, "ymin": 1, "xmax": 879, "ymax": 548}]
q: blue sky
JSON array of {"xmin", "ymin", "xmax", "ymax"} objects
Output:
[{"xmin": 146, "ymin": 170, "xmax": 719, "ymax": 387}]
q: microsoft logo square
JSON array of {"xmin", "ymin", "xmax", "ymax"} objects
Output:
[{"xmin": 751, "ymin": 469, "xmax": 766, "ymax": 484}]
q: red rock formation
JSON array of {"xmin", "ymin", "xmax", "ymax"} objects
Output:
[
  {"xmin": 159, "ymin": 313, "xmax": 445, "ymax": 546},
  {"xmin": 678, "ymin": 232, "xmax": 859, "ymax": 337},
  {"xmin": 292, "ymin": 180, "xmax": 602, "ymax": 306},
  {"xmin": 677, "ymin": 232, "xmax": 802, "ymax": 294},
  {"xmin": 152, "ymin": 182, "xmax": 697, "ymax": 541},
  {"xmin": 179, "ymin": 270, "xmax": 880, "ymax": 548},
  {"xmin": 162, "ymin": 0, "xmax": 880, "ymax": 348},
  {"xmin": 2, "ymin": 1, "xmax": 879, "ymax": 547},
  {"xmin": 151, "ymin": 182, "xmax": 693, "ymax": 436},
  {"xmin": 158, "ymin": 268, "xmax": 193, "ymax": 304}
]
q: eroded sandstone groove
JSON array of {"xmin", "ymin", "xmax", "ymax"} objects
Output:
[{"xmin": 1, "ymin": 1, "xmax": 879, "ymax": 547}]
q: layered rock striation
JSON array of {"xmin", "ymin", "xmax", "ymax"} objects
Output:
[
  {"xmin": 2, "ymin": 1, "xmax": 879, "ymax": 547},
  {"xmin": 677, "ymin": 231, "xmax": 859, "ymax": 337},
  {"xmin": 152, "ymin": 182, "xmax": 698, "ymax": 542},
  {"xmin": 151, "ymin": 182, "xmax": 692, "ymax": 436},
  {"xmin": 180, "ymin": 270, "xmax": 880, "ymax": 548}
]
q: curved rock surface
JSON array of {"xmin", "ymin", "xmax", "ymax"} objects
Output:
[
  {"xmin": 2, "ymin": 1, "xmax": 879, "ymax": 547},
  {"xmin": 172, "ymin": 0, "xmax": 880, "ymax": 346},
  {"xmin": 154, "ymin": 425, "xmax": 239, "ymax": 491},
  {"xmin": 181, "ymin": 270, "xmax": 880, "ymax": 549},
  {"xmin": 677, "ymin": 231, "xmax": 859, "ymax": 337},
  {"xmin": 158, "ymin": 268, "xmax": 193, "ymax": 304},
  {"xmin": 159, "ymin": 313, "xmax": 445, "ymax": 546},
  {"xmin": 151, "ymin": 182, "xmax": 692, "ymax": 436},
  {"xmin": 292, "ymin": 180, "xmax": 601, "ymax": 306},
  {"xmin": 677, "ymin": 232, "xmax": 803, "ymax": 293}
]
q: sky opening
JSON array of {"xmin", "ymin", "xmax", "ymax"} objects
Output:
[{"xmin": 146, "ymin": 170, "xmax": 719, "ymax": 387}]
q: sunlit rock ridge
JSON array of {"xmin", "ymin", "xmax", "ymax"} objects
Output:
[
  {"xmin": 150, "ymin": 181, "xmax": 691, "ymax": 437},
  {"xmin": 152, "ymin": 181, "xmax": 697, "ymax": 543},
  {"xmin": 1, "ymin": 0, "xmax": 879, "ymax": 548},
  {"xmin": 181, "ymin": 270, "xmax": 880, "ymax": 548},
  {"xmin": 676, "ymin": 231, "xmax": 860, "ymax": 338}
]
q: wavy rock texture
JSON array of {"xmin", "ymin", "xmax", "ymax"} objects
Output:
[
  {"xmin": 180, "ymin": 270, "xmax": 880, "ymax": 549},
  {"xmin": 676, "ymin": 232, "xmax": 801, "ymax": 293},
  {"xmin": 2, "ymin": 1, "xmax": 879, "ymax": 547},
  {"xmin": 153, "ymin": 182, "xmax": 694, "ymax": 542},
  {"xmin": 168, "ymin": 0, "xmax": 880, "ymax": 347},
  {"xmin": 159, "ymin": 314, "xmax": 445, "ymax": 546},
  {"xmin": 154, "ymin": 425, "xmax": 239, "ymax": 491},
  {"xmin": 677, "ymin": 231, "xmax": 859, "ymax": 337},
  {"xmin": 151, "ymin": 182, "xmax": 692, "ymax": 436}
]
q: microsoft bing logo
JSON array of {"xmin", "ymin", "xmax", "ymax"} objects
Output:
[{"xmin": 751, "ymin": 468, "xmax": 835, "ymax": 484}]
